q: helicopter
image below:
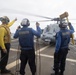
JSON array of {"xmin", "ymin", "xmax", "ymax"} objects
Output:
[
  {"xmin": 40, "ymin": 18, "xmax": 66, "ymax": 44},
  {"xmin": 27, "ymin": 12, "xmax": 75, "ymax": 45}
]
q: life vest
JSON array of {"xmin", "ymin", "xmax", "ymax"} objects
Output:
[
  {"xmin": 0, "ymin": 25, "xmax": 11, "ymax": 43},
  {"xmin": 60, "ymin": 30, "xmax": 70, "ymax": 49}
]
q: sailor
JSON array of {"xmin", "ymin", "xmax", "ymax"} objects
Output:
[
  {"xmin": 14, "ymin": 19, "xmax": 42, "ymax": 75},
  {"xmin": 51, "ymin": 22, "xmax": 74, "ymax": 75},
  {"xmin": 0, "ymin": 16, "xmax": 17, "ymax": 74}
]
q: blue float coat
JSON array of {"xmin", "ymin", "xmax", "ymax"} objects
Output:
[
  {"xmin": 55, "ymin": 24, "xmax": 74, "ymax": 53},
  {"xmin": 14, "ymin": 26, "xmax": 42, "ymax": 50}
]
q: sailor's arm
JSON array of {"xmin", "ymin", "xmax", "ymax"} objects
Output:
[
  {"xmin": 0, "ymin": 28, "xmax": 7, "ymax": 53},
  {"xmin": 55, "ymin": 32, "xmax": 61, "ymax": 53},
  {"xmin": 68, "ymin": 22, "xmax": 74, "ymax": 33},
  {"xmin": 7, "ymin": 18, "xmax": 17, "ymax": 27}
]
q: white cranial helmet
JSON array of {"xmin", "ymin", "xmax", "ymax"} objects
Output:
[
  {"xmin": 59, "ymin": 22, "xmax": 68, "ymax": 28},
  {"xmin": 21, "ymin": 18, "xmax": 30, "ymax": 26}
]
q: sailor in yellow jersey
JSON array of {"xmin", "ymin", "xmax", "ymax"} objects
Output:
[{"xmin": 0, "ymin": 16, "xmax": 17, "ymax": 74}]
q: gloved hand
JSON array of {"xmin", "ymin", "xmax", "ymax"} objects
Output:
[
  {"xmin": 36, "ymin": 22, "xmax": 40, "ymax": 26},
  {"xmin": 16, "ymin": 26, "xmax": 21, "ymax": 31},
  {"xmin": 54, "ymin": 52, "xmax": 59, "ymax": 57},
  {"xmin": 3, "ymin": 49, "xmax": 7, "ymax": 53},
  {"xmin": 14, "ymin": 18, "xmax": 17, "ymax": 21},
  {"xmin": 68, "ymin": 22, "xmax": 71, "ymax": 26},
  {"xmin": 67, "ymin": 47, "xmax": 70, "ymax": 51}
]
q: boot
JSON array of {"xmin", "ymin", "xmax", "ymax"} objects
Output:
[
  {"xmin": 51, "ymin": 72, "xmax": 59, "ymax": 75},
  {"xmin": 1, "ymin": 69, "xmax": 11, "ymax": 74},
  {"xmin": 32, "ymin": 73, "xmax": 35, "ymax": 75},
  {"xmin": 59, "ymin": 71, "xmax": 64, "ymax": 75},
  {"xmin": 32, "ymin": 72, "xmax": 35, "ymax": 75}
]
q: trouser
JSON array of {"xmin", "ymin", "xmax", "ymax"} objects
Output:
[
  {"xmin": 20, "ymin": 49, "xmax": 36, "ymax": 75},
  {"xmin": 0, "ymin": 43, "xmax": 10, "ymax": 70},
  {"xmin": 54, "ymin": 49, "xmax": 68, "ymax": 74}
]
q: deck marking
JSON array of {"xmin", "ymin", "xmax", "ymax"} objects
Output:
[
  {"xmin": 10, "ymin": 45, "xmax": 49, "ymax": 52},
  {"xmin": 7, "ymin": 46, "xmax": 49, "ymax": 69},
  {"xmin": 7, "ymin": 45, "xmax": 76, "ymax": 69},
  {"xmin": 7, "ymin": 54, "xmax": 76, "ymax": 69},
  {"xmin": 37, "ymin": 54, "xmax": 76, "ymax": 63}
]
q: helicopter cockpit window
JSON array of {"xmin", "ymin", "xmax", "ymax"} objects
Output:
[{"xmin": 46, "ymin": 25, "xmax": 50, "ymax": 32}]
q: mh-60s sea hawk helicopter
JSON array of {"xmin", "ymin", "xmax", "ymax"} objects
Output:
[{"xmin": 40, "ymin": 18, "xmax": 66, "ymax": 44}]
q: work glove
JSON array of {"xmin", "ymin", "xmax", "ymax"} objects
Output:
[
  {"xmin": 68, "ymin": 22, "xmax": 72, "ymax": 29},
  {"xmin": 66, "ymin": 47, "xmax": 70, "ymax": 51},
  {"xmin": 3, "ymin": 49, "xmax": 7, "ymax": 53},
  {"xmin": 14, "ymin": 18, "xmax": 17, "ymax": 21},
  {"xmin": 54, "ymin": 52, "xmax": 59, "ymax": 62},
  {"xmin": 68, "ymin": 22, "xmax": 71, "ymax": 25},
  {"xmin": 36, "ymin": 22, "xmax": 40, "ymax": 26},
  {"xmin": 17, "ymin": 26, "xmax": 21, "ymax": 30},
  {"xmin": 54, "ymin": 52, "xmax": 58, "ymax": 55}
]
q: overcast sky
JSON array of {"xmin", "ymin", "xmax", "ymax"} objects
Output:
[{"xmin": 0, "ymin": 0, "xmax": 76, "ymax": 34}]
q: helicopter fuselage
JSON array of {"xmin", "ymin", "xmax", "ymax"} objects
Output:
[{"xmin": 41, "ymin": 23, "xmax": 60, "ymax": 44}]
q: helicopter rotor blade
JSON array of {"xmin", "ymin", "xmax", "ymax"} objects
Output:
[
  {"xmin": 29, "ymin": 15, "xmax": 52, "ymax": 19},
  {"xmin": 0, "ymin": 8, "xmax": 53, "ymax": 19},
  {"xmin": 31, "ymin": 18, "xmax": 65, "ymax": 22},
  {"xmin": 31, "ymin": 20, "xmax": 51, "ymax": 22},
  {"xmin": 0, "ymin": 8, "xmax": 76, "ymax": 21}
]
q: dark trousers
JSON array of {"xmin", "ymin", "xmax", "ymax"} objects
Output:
[
  {"xmin": 20, "ymin": 49, "xmax": 36, "ymax": 75},
  {"xmin": 54, "ymin": 49, "xmax": 68, "ymax": 74},
  {"xmin": 0, "ymin": 43, "xmax": 10, "ymax": 70}
]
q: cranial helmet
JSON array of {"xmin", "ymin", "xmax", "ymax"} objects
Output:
[
  {"xmin": 21, "ymin": 18, "xmax": 30, "ymax": 26},
  {"xmin": 59, "ymin": 22, "xmax": 68, "ymax": 28},
  {"xmin": 1, "ymin": 16, "xmax": 10, "ymax": 23}
]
